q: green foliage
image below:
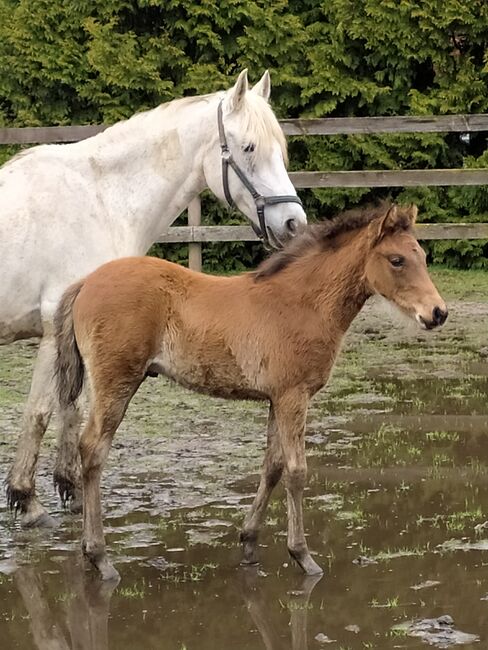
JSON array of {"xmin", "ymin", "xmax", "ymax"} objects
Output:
[{"xmin": 1, "ymin": 0, "xmax": 488, "ymax": 269}]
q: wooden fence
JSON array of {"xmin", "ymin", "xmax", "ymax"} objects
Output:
[{"xmin": 2, "ymin": 113, "xmax": 488, "ymax": 271}]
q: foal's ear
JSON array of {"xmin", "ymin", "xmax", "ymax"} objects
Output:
[
  {"xmin": 227, "ymin": 69, "xmax": 249, "ymax": 112},
  {"xmin": 408, "ymin": 203, "xmax": 418, "ymax": 224},
  {"xmin": 371, "ymin": 203, "xmax": 418, "ymax": 244},
  {"xmin": 252, "ymin": 70, "xmax": 271, "ymax": 101},
  {"xmin": 370, "ymin": 204, "xmax": 399, "ymax": 243}
]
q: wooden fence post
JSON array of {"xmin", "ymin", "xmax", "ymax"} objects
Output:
[{"xmin": 188, "ymin": 197, "xmax": 202, "ymax": 272}]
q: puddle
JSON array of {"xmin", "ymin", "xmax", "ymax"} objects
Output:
[{"xmin": 1, "ymin": 297, "xmax": 488, "ymax": 648}]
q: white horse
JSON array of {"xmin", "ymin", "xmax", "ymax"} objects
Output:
[{"xmin": 1, "ymin": 69, "xmax": 306, "ymax": 527}]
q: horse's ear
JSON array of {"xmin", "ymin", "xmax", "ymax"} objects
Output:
[
  {"xmin": 227, "ymin": 69, "xmax": 249, "ymax": 112},
  {"xmin": 408, "ymin": 203, "xmax": 418, "ymax": 225},
  {"xmin": 369, "ymin": 203, "xmax": 419, "ymax": 245},
  {"xmin": 371, "ymin": 204, "xmax": 399, "ymax": 243},
  {"xmin": 252, "ymin": 70, "xmax": 271, "ymax": 101}
]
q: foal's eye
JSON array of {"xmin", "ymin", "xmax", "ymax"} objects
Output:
[
  {"xmin": 389, "ymin": 256, "xmax": 405, "ymax": 268},
  {"xmin": 243, "ymin": 143, "xmax": 255, "ymax": 153}
]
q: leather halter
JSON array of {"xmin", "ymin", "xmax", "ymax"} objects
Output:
[{"xmin": 217, "ymin": 99, "xmax": 303, "ymax": 247}]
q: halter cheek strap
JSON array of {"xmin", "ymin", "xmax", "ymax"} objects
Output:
[{"xmin": 217, "ymin": 99, "xmax": 303, "ymax": 245}]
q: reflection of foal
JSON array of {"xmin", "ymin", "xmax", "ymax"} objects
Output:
[{"xmin": 54, "ymin": 203, "xmax": 447, "ymax": 580}]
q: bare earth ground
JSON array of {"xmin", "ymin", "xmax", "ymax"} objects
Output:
[{"xmin": 0, "ymin": 267, "xmax": 487, "ymax": 650}]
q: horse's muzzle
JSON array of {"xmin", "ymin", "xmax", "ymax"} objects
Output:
[{"xmin": 418, "ymin": 306, "xmax": 448, "ymax": 330}]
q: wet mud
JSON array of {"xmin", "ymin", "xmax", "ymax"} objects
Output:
[{"xmin": 1, "ymin": 284, "xmax": 487, "ymax": 649}]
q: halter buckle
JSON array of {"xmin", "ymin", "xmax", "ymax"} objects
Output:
[{"xmin": 221, "ymin": 148, "xmax": 232, "ymax": 162}]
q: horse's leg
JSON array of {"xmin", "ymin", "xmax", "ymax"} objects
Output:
[
  {"xmin": 274, "ymin": 391, "xmax": 323, "ymax": 576},
  {"xmin": 15, "ymin": 566, "xmax": 69, "ymax": 650},
  {"xmin": 6, "ymin": 336, "xmax": 57, "ymax": 528},
  {"xmin": 53, "ymin": 402, "xmax": 84, "ymax": 514},
  {"xmin": 240, "ymin": 404, "xmax": 284, "ymax": 565},
  {"xmin": 80, "ymin": 383, "xmax": 137, "ymax": 581}
]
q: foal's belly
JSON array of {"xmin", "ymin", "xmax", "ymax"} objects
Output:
[{"xmin": 148, "ymin": 344, "xmax": 267, "ymax": 401}]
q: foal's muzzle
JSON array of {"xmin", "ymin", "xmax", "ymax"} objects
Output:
[{"xmin": 418, "ymin": 306, "xmax": 448, "ymax": 330}]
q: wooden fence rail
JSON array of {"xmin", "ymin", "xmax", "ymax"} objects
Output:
[
  {"xmin": 157, "ymin": 223, "xmax": 488, "ymax": 244},
  {"xmin": 2, "ymin": 112, "xmax": 488, "ymax": 270},
  {"xmin": 2, "ymin": 112, "xmax": 488, "ymax": 144}
]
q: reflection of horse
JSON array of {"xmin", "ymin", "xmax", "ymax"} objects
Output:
[
  {"xmin": 14, "ymin": 559, "xmax": 117, "ymax": 650},
  {"xmin": 4, "ymin": 68, "xmax": 306, "ymax": 529},
  {"xmin": 54, "ymin": 203, "xmax": 447, "ymax": 580},
  {"xmin": 241, "ymin": 568, "xmax": 322, "ymax": 650}
]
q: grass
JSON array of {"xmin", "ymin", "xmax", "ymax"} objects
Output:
[
  {"xmin": 429, "ymin": 266, "xmax": 488, "ymax": 302},
  {"xmin": 118, "ymin": 581, "xmax": 147, "ymax": 599},
  {"xmin": 425, "ymin": 430, "xmax": 460, "ymax": 443},
  {"xmin": 370, "ymin": 596, "xmax": 400, "ymax": 608},
  {"xmin": 161, "ymin": 562, "xmax": 218, "ymax": 583},
  {"xmin": 445, "ymin": 505, "xmax": 484, "ymax": 532}
]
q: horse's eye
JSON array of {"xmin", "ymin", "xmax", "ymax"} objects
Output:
[
  {"xmin": 389, "ymin": 256, "xmax": 405, "ymax": 268},
  {"xmin": 243, "ymin": 143, "xmax": 255, "ymax": 153}
]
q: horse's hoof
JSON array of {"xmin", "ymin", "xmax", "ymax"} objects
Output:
[
  {"xmin": 69, "ymin": 498, "xmax": 83, "ymax": 515},
  {"xmin": 289, "ymin": 549, "xmax": 324, "ymax": 576},
  {"xmin": 5, "ymin": 485, "xmax": 32, "ymax": 513},
  {"xmin": 53, "ymin": 473, "xmax": 80, "ymax": 508},
  {"xmin": 22, "ymin": 511, "xmax": 58, "ymax": 529}
]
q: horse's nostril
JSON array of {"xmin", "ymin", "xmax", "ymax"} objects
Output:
[
  {"xmin": 433, "ymin": 306, "xmax": 448, "ymax": 326},
  {"xmin": 286, "ymin": 218, "xmax": 297, "ymax": 234}
]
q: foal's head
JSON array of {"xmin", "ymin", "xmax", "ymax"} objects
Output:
[
  {"xmin": 365, "ymin": 204, "xmax": 448, "ymax": 329},
  {"xmin": 203, "ymin": 69, "xmax": 306, "ymax": 248}
]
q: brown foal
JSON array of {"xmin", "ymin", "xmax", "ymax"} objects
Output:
[{"xmin": 54, "ymin": 203, "xmax": 447, "ymax": 580}]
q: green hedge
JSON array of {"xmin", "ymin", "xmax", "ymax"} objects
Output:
[{"xmin": 2, "ymin": 0, "xmax": 488, "ymax": 269}]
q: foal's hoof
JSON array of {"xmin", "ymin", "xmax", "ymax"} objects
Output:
[
  {"xmin": 22, "ymin": 511, "xmax": 58, "ymax": 529},
  {"xmin": 83, "ymin": 544, "xmax": 120, "ymax": 582},
  {"xmin": 240, "ymin": 556, "xmax": 260, "ymax": 567},
  {"xmin": 96, "ymin": 558, "xmax": 121, "ymax": 583},
  {"xmin": 239, "ymin": 531, "xmax": 259, "ymax": 566},
  {"xmin": 289, "ymin": 549, "xmax": 324, "ymax": 576}
]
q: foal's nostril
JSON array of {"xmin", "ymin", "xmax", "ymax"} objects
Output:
[
  {"xmin": 433, "ymin": 306, "xmax": 448, "ymax": 326},
  {"xmin": 285, "ymin": 218, "xmax": 297, "ymax": 234}
]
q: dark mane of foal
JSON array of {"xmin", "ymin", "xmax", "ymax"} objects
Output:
[{"xmin": 254, "ymin": 201, "xmax": 413, "ymax": 280}]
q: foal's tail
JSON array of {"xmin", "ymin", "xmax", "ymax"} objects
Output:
[{"xmin": 53, "ymin": 280, "xmax": 85, "ymax": 409}]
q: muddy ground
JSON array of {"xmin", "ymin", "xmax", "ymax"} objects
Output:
[{"xmin": 0, "ymin": 268, "xmax": 488, "ymax": 649}]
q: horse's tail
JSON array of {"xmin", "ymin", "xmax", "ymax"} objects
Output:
[{"xmin": 54, "ymin": 280, "xmax": 85, "ymax": 408}]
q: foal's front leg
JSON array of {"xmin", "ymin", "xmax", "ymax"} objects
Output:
[
  {"xmin": 240, "ymin": 404, "xmax": 284, "ymax": 565},
  {"xmin": 274, "ymin": 391, "xmax": 323, "ymax": 576}
]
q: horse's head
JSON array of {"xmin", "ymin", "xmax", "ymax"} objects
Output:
[
  {"xmin": 364, "ymin": 204, "xmax": 448, "ymax": 330},
  {"xmin": 203, "ymin": 69, "xmax": 307, "ymax": 248}
]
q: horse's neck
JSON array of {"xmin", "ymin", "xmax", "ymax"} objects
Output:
[
  {"xmin": 296, "ymin": 234, "xmax": 370, "ymax": 333},
  {"xmin": 74, "ymin": 96, "xmax": 219, "ymax": 253}
]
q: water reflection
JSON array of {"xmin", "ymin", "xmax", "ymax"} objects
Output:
[
  {"xmin": 14, "ymin": 557, "xmax": 117, "ymax": 650},
  {"xmin": 13, "ymin": 558, "xmax": 324, "ymax": 650},
  {"xmin": 241, "ymin": 568, "xmax": 322, "ymax": 650}
]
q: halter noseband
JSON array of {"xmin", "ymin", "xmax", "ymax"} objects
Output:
[{"xmin": 217, "ymin": 99, "xmax": 302, "ymax": 247}]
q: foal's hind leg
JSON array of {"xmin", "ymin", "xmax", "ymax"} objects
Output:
[
  {"xmin": 240, "ymin": 404, "xmax": 284, "ymax": 565},
  {"xmin": 6, "ymin": 337, "xmax": 57, "ymax": 528},
  {"xmin": 80, "ymin": 378, "xmax": 140, "ymax": 581},
  {"xmin": 79, "ymin": 410, "xmax": 121, "ymax": 581},
  {"xmin": 274, "ymin": 391, "xmax": 323, "ymax": 576},
  {"xmin": 53, "ymin": 402, "xmax": 84, "ymax": 514}
]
